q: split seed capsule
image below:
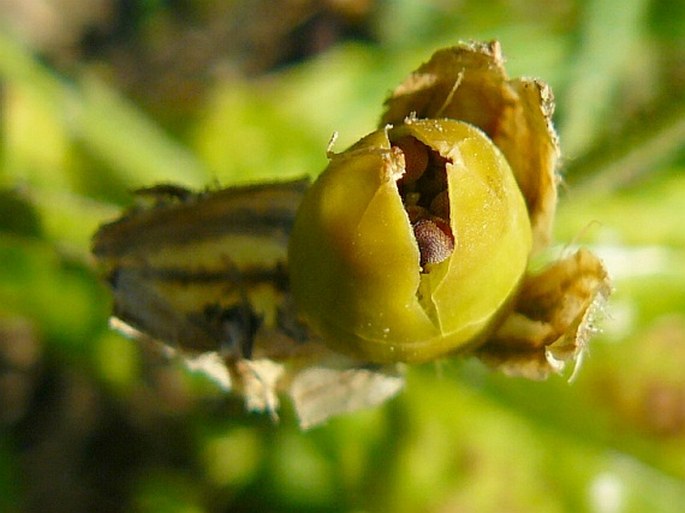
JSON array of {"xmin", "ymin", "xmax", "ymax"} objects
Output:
[{"xmin": 288, "ymin": 119, "xmax": 532, "ymax": 363}]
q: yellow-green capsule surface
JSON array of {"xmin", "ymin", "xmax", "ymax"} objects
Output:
[{"xmin": 288, "ymin": 119, "xmax": 532, "ymax": 363}]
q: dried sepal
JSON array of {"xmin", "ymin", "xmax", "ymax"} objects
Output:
[
  {"xmin": 477, "ymin": 249, "xmax": 611, "ymax": 379},
  {"xmin": 235, "ymin": 359, "xmax": 284, "ymax": 419},
  {"xmin": 289, "ymin": 365, "xmax": 405, "ymax": 429}
]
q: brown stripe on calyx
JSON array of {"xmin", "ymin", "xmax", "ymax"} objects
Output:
[
  {"xmin": 93, "ymin": 179, "xmax": 308, "ymax": 258},
  {"xmin": 121, "ymin": 263, "xmax": 290, "ymax": 291}
]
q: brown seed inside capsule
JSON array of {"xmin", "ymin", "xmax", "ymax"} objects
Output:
[
  {"xmin": 392, "ymin": 134, "xmax": 455, "ymax": 270},
  {"xmin": 405, "ymin": 204, "xmax": 430, "ymax": 224},
  {"xmin": 393, "ymin": 136, "xmax": 429, "ymax": 185},
  {"xmin": 429, "ymin": 190, "xmax": 450, "ymax": 219},
  {"xmin": 412, "ymin": 218, "xmax": 454, "ymax": 267}
]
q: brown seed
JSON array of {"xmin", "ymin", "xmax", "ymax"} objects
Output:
[
  {"xmin": 405, "ymin": 205, "xmax": 430, "ymax": 223},
  {"xmin": 412, "ymin": 218, "xmax": 454, "ymax": 267},
  {"xmin": 429, "ymin": 190, "xmax": 450, "ymax": 219},
  {"xmin": 393, "ymin": 136, "xmax": 429, "ymax": 184},
  {"xmin": 418, "ymin": 163, "xmax": 448, "ymax": 201}
]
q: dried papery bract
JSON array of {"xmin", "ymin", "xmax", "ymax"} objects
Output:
[{"xmin": 478, "ymin": 249, "xmax": 611, "ymax": 379}]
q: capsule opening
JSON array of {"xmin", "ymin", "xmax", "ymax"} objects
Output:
[{"xmin": 391, "ymin": 135, "xmax": 455, "ymax": 269}]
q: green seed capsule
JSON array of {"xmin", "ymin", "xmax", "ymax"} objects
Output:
[{"xmin": 288, "ymin": 118, "xmax": 532, "ymax": 363}]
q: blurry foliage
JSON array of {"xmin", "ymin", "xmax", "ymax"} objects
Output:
[{"xmin": 1, "ymin": 0, "xmax": 685, "ymax": 512}]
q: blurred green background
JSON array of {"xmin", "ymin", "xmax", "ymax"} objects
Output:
[{"xmin": 1, "ymin": 0, "xmax": 685, "ymax": 512}]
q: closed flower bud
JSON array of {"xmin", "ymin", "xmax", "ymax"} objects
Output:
[{"xmin": 288, "ymin": 118, "xmax": 532, "ymax": 363}]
